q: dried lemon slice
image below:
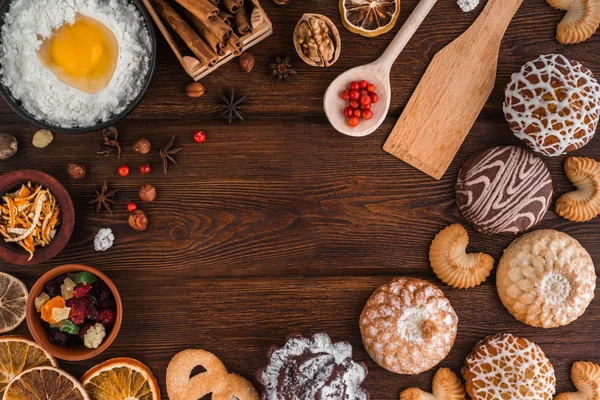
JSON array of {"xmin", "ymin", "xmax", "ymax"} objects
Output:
[
  {"xmin": 0, "ymin": 273, "xmax": 27, "ymax": 333},
  {"xmin": 340, "ymin": 0, "xmax": 400, "ymax": 37},
  {"xmin": 3, "ymin": 366, "xmax": 88, "ymax": 400}
]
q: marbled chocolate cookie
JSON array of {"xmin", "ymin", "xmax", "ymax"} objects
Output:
[{"xmin": 456, "ymin": 146, "xmax": 553, "ymax": 235}]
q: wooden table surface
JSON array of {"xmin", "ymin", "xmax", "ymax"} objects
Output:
[{"xmin": 2, "ymin": 0, "xmax": 600, "ymax": 398}]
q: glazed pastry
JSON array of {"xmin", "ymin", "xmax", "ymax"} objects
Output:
[
  {"xmin": 257, "ymin": 333, "xmax": 368, "ymax": 400},
  {"xmin": 497, "ymin": 229, "xmax": 596, "ymax": 328},
  {"xmin": 400, "ymin": 368, "xmax": 465, "ymax": 400},
  {"xmin": 556, "ymin": 361, "xmax": 600, "ymax": 400},
  {"xmin": 547, "ymin": 0, "xmax": 600, "ymax": 44},
  {"xmin": 463, "ymin": 333, "xmax": 556, "ymax": 400},
  {"xmin": 556, "ymin": 157, "xmax": 600, "ymax": 222},
  {"xmin": 360, "ymin": 277, "xmax": 458, "ymax": 375},
  {"xmin": 456, "ymin": 146, "xmax": 552, "ymax": 235},
  {"xmin": 429, "ymin": 224, "xmax": 494, "ymax": 289},
  {"xmin": 504, "ymin": 54, "xmax": 600, "ymax": 156}
]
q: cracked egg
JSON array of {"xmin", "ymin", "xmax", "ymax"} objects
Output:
[{"xmin": 37, "ymin": 14, "xmax": 118, "ymax": 94}]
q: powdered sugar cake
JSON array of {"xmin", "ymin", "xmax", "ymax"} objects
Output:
[
  {"xmin": 463, "ymin": 333, "xmax": 556, "ymax": 400},
  {"xmin": 360, "ymin": 277, "xmax": 457, "ymax": 375}
]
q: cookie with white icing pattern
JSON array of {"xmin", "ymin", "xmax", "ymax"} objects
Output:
[
  {"xmin": 360, "ymin": 277, "xmax": 458, "ymax": 375},
  {"xmin": 497, "ymin": 229, "xmax": 596, "ymax": 328},
  {"xmin": 456, "ymin": 146, "xmax": 552, "ymax": 236},
  {"xmin": 463, "ymin": 333, "xmax": 556, "ymax": 400}
]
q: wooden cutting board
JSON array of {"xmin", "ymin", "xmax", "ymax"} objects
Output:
[{"xmin": 383, "ymin": 0, "xmax": 524, "ymax": 180}]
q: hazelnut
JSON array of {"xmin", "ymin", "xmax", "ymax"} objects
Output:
[
  {"xmin": 139, "ymin": 184, "xmax": 156, "ymax": 203},
  {"xmin": 186, "ymin": 82, "xmax": 206, "ymax": 98},
  {"xmin": 128, "ymin": 210, "xmax": 148, "ymax": 231},
  {"xmin": 0, "ymin": 133, "xmax": 17, "ymax": 160},
  {"xmin": 239, "ymin": 52, "xmax": 255, "ymax": 72},
  {"xmin": 133, "ymin": 138, "xmax": 152, "ymax": 155},
  {"xmin": 67, "ymin": 163, "xmax": 86, "ymax": 180}
]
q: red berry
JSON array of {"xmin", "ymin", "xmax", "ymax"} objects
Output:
[
  {"xmin": 349, "ymin": 81, "xmax": 359, "ymax": 91},
  {"xmin": 118, "ymin": 165, "xmax": 129, "ymax": 177},
  {"xmin": 370, "ymin": 93, "xmax": 379, "ymax": 103},
  {"xmin": 98, "ymin": 308, "xmax": 116, "ymax": 327},
  {"xmin": 127, "ymin": 202, "xmax": 137, "ymax": 213},
  {"xmin": 361, "ymin": 103, "xmax": 372, "ymax": 110},
  {"xmin": 193, "ymin": 130, "xmax": 207, "ymax": 143},
  {"xmin": 360, "ymin": 89, "xmax": 369, "ymax": 96},
  {"xmin": 140, "ymin": 163, "xmax": 151, "ymax": 175},
  {"xmin": 348, "ymin": 116, "xmax": 360, "ymax": 127},
  {"xmin": 362, "ymin": 110, "xmax": 374, "ymax": 120},
  {"xmin": 344, "ymin": 107, "xmax": 354, "ymax": 118},
  {"xmin": 350, "ymin": 90, "xmax": 360, "ymax": 101},
  {"xmin": 367, "ymin": 84, "xmax": 376, "ymax": 93},
  {"xmin": 360, "ymin": 94, "xmax": 371, "ymax": 106},
  {"xmin": 349, "ymin": 100, "xmax": 360, "ymax": 109},
  {"xmin": 353, "ymin": 109, "xmax": 362, "ymax": 117},
  {"xmin": 341, "ymin": 90, "xmax": 350, "ymax": 100},
  {"xmin": 360, "ymin": 80, "xmax": 368, "ymax": 89},
  {"xmin": 73, "ymin": 283, "xmax": 92, "ymax": 299},
  {"xmin": 69, "ymin": 297, "xmax": 90, "ymax": 325}
]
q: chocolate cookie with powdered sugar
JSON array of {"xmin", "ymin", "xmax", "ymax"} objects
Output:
[{"xmin": 456, "ymin": 146, "xmax": 553, "ymax": 235}]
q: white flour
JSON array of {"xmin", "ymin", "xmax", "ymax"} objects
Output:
[{"xmin": 0, "ymin": 0, "xmax": 151, "ymax": 128}]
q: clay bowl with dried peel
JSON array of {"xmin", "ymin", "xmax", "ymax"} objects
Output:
[
  {"xmin": 0, "ymin": 0, "xmax": 156, "ymax": 134},
  {"xmin": 26, "ymin": 264, "xmax": 123, "ymax": 361},
  {"xmin": 0, "ymin": 170, "xmax": 74, "ymax": 265}
]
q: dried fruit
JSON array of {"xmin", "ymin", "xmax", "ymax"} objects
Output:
[
  {"xmin": 129, "ymin": 210, "xmax": 148, "ymax": 231},
  {"xmin": 294, "ymin": 14, "xmax": 341, "ymax": 67},
  {"xmin": 74, "ymin": 272, "xmax": 98, "ymax": 284},
  {"xmin": 73, "ymin": 283, "xmax": 92, "ymax": 299},
  {"xmin": 340, "ymin": 0, "xmax": 401, "ymax": 37},
  {"xmin": 45, "ymin": 275, "xmax": 67, "ymax": 297},
  {"xmin": 139, "ymin": 184, "xmax": 156, "ymax": 202},
  {"xmin": 69, "ymin": 297, "xmax": 90, "ymax": 325},
  {"xmin": 186, "ymin": 82, "xmax": 206, "ymax": 98},
  {"xmin": 97, "ymin": 126, "xmax": 121, "ymax": 159},
  {"xmin": 49, "ymin": 328, "xmax": 69, "ymax": 346},
  {"xmin": 98, "ymin": 308, "xmax": 116, "ymax": 327},
  {"xmin": 35, "ymin": 293, "xmax": 50, "ymax": 312},
  {"xmin": 41, "ymin": 296, "xmax": 66, "ymax": 324},
  {"xmin": 59, "ymin": 320, "xmax": 80, "ymax": 335},
  {"xmin": 133, "ymin": 138, "xmax": 152, "ymax": 155},
  {"xmin": 0, "ymin": 133, "xmax": 17, "ymax": 159},
  {"xmin": 32, "ymin": 129, "xmax": 53, "ymax": 148},
  {"xmin": 60, "ymin": 277, "xmax": 76, "ymax": 300},
  {"xmin": 270, "ymin": 56, "xmax": 297, "ymax": 83},
  {"xmin": 67, "ymin": 163, "xmax": 86, "ymax": 180},
  {"xmin": 79, "ymin": 323, "xmax": 93, "ymax": 340},
  {"xmin": 239, "ymin": 52, "xmax": 255, "ymax": 72},
  {"xmin": 86, "ymin": 305, "xmax": 99, "ymax": 322}
]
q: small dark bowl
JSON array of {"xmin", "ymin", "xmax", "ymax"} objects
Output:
[
  {"xmin": 26, "ymin": 264, "xmax": 123, "ymax": 361},
  {"xmin": 0, "ymin": 170, "xmax": 74, "ymax": 265},
  {"xmin": 0, "ymin": 0, "xmax": 157, "ymax": 134}
]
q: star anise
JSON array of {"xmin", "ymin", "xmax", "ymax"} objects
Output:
[
  {"xmin": 90, "ymin": 181, "xmax": 119, "ymax": 213},
  {"xmin": 269, "ymin": 56, "xmax": 297, "ymax": 83},
  {"xmin": 219, "ymin": 88, "xmax": 247, "ymax": 124},
  {"xmin": 159, "ymin": 135, "xmax": 182, "ymax": 174},
  {"xmin": 97, "ymin": 126, "xmax": 121, "ymax": 159}
]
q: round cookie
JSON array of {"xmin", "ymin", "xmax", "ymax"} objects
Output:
[
  {"xmin": 456, "ymin": 146, "xmax": 553, "ymax": 235},
  {"xmin": 497, "ymin": 229, "xmax": 596, "ymax": 328},
  {"xmin": 463, "ymin": 333, "xmax": 556, "ymax": 400},
  {"xmin": 360, "ymin": 277, "xmax": 458, "ymax": 375},
  {"xmin": 503, "ymin": 54, "xmax": 600, "ymax": 157}
]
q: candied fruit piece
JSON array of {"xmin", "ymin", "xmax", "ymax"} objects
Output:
[
  {"xmin": 60, "ymin": 277, "xmax": 77, "ymax": 300},
  {"xmin": 60, "ymin": 319, "xmax": 80, "ymax": 335},
  {"xmin": 74, "ymin": 272, "xmax": 98, "ymax": 284},
  {"xmin": 40, "ymin": 296, "xmax": 66, "ymax": 324},
  {"xmin": 87, "ymin": 304, "xmax": 99, "ymax": 321},
  {"xmin": 97, "ymin": 308, "xmax": 116, "ymax": 327},
  {"xmin": 69, "ymin": 297, "xmax": 90, "ymax": 325},
  {"xmin": 44, "ymin": 275, "xmax": 67, "ymax": 297},
  {"xmin": 73, "ymin": 283, "xmax": 92, "ymax": 298},
  {"xmin": 34, "ymin": 293, "xmax": 50, "ymax": 312},
  {"xmin": 49, "ymin": 328, "xmax": 69, "ymax": 346}
]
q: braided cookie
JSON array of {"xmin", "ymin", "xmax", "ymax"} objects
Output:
[
  {"xmin": 556, "ymin": 157, "xmax": 600, "ymax": 222},
  {"xmin": 400, "ymin": 368, "xmax": 465, "ymax": 400},
  {"xmin": 556, "ymin": 361, "xmax": 600, "ymax": 400}
]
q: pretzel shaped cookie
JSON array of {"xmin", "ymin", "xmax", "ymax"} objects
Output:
[{"xmin": 166, "ymin": 349, "xmax": 258, "ymax": 400}]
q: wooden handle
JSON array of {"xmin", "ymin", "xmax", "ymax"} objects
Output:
[
  {"xmin": 468, "ymin": 0, "xmax": 524, "ymax": 47},
  {"xmin": 376, "ymin": 0, "xmax": 438, "ymax": 71}
]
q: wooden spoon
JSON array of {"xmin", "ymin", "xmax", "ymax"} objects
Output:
[{"xmin": 324, "ymin": 0, "xmax": 438, "ymax": 137}]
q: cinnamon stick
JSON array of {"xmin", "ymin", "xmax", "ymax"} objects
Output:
[
  {"xmin": 173, "ymin": 0, "xmax": 218, "ymax": 22},
  {"xmin": 151, "ymin": 0, "xmax": 218, "ymax": 67},
  {"xmin": 227, "ymin": 32, "xmax": 243, "ymax": 56},
  {"xmin": 234, "ymin": 7, "xmax": 251, "ymax": 36},
  {"xmin": 184, "ymin": 10, "xmax": 232, "ymax": 56},
  {"xmin": 207, "ymin": 0, "xmax": 220, "ymax": 4},
  {"xmin": 219, "ymin": 9, "xmax": 234, "ymax": 26},
  {"xmin": 223, "ymin": 0, "xmax": 243, "ymax": 14}
]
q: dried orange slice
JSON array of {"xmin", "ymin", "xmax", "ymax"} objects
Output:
[
  {"xmin": 340, "ymin": 0, "xmax": 401, "ymax": 37},
  {"xmin": 0, "ymin": 336, "xmax": 58, "ymax": 394},
  {"xmin": 81, "ymin": 358, "xmax": 161, "ymax": 400},
  {"xmin": 0, "ymin": 273, "xmax": 28, "ymax": 333},
  {"xmin": 3, "ymin": 366, "xmax": 87, "ymax": 400}
]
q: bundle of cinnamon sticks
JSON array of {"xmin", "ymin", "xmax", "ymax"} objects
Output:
[{"xmin": 151, "ymin": 0, "xmax": 254, "ymax": 68}]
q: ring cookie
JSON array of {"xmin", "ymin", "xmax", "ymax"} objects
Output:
[
  {"xmin": 463, "ymin": 333, "xmax": 556, "ymax": 400},
  {"xmin": 497, "ymin": 229, "xmax": 596, "ymax": 328},
  {"xmin": 360, "ymin": 277, "xmax": 458, "ymax": 375},
  {"xmin": 503, "ymin": 54, "xmax": 600, "ymax": 156},
  {"xmin": 456, "ymin": 146, "xmax": 552, "ymax": 235}
]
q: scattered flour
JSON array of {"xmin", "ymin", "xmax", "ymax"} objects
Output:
[
  {"xmin": 0, "ymin": 0, "xmax": 152, "ymax": 128},
  {"xmin": 457, "ymin": 0, "xmax": 479, "ymax": 12}
]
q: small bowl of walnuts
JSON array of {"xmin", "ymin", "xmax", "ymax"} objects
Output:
[{"xmin": 26, "ymin": 264, "xmax": 122, "ymax": 361}]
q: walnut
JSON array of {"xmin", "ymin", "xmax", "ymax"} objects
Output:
[
  {"xmin": 0, "ymin": 133, "xmax": 17, "ymax": 160},
  {"xmin": 293, "ymin": 14, "xmax": 340, "ymax": 68},
  {"xmin": 139, "ymin": 184, "xmax": 156, "ymax": 203},
  {"xmin": 133, "ymin": 138, "xmax": 152, "ymax": 155}
]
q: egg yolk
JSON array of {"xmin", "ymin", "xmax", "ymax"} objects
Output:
[{"xmin": 37, "ymin": 15, "xmax": 118, "ymax": 94}]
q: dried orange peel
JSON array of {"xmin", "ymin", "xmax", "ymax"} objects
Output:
[
  {"xmin": 547, "ymin": 0, "xmax": 600, "ymax": 44},
  {"xmin": 0, "ymin": 182, "xmax": 61, "ymax": 261},
  {"xmin": 556, "ymin": 361, "xmax": 600, "ymax": 400},
  {"xmin": 556, "ymin": 157, "xmax": 600, "ymax": 222},
  {"xmin": 167, "ymin": 349, "xmax": 258, "ymax": 400},
  {"xmin": 400, "ymin": 368, "xmax": 466, "ymax": 400},
  {"xmin": 429, "ymin": 224, "xmax": 494, "ymax": 289},
  {"xmin": 40, "ymin": 296, "xmax": 66, "ymax": 324}
]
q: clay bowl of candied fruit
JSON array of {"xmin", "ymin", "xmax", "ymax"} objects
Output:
[{"xmin": 26, "ymin": 264, "xmax": 122, "ymax": 361}]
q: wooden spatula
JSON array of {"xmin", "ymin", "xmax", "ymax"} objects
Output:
[{"xmin": 383, "ymin": 0, "xmax": 523, "ymax": 180}]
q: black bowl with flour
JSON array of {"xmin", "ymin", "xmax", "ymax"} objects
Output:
[{"xmin": 0, "ymin": 0, "xmax": 157, "ymax": 134}]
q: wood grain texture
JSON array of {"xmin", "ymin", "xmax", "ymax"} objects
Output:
[{"xmin": 0, "ymin": 0, "xmax": 599, "ymax": 399}]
